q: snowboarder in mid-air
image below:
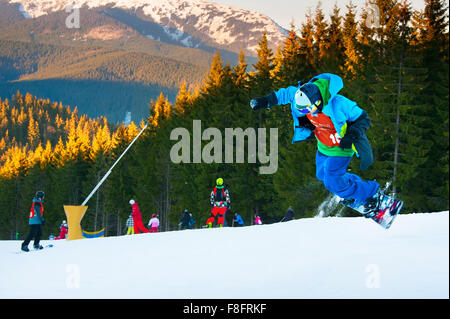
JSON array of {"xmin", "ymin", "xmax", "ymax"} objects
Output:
[{"xmin": 250, "ymin": 73, "xmax": 403, "ymax": 228}]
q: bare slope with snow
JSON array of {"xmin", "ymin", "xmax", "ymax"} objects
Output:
[{"xmin": 0, "ymin": 212, "xmax": 448, "ymax": 298}]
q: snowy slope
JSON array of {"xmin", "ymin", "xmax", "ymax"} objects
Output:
[{"xmin": 0, "ymin": 212, "xmax": 448, "ymax": 299}]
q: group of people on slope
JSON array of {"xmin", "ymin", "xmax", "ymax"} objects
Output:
[
  {"xmin": 125, "ymin": 199, "xmax": 159, "ymax": 235},
  {"xmin": 20, "ymin": 183, "xmax": 296, "ymax": 252},
  {"xmin": 232, "ymin": 213, "xmax": 263, "ymax": 227},
  {"xmin": 207, "ymin": 177, "xmax": 296, "ymax": 228}
]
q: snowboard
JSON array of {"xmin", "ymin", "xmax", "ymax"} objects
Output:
[
  {"xmin": 341, "ymin": 193, "xmax": 403, "ymax": 229},
  {"xmin": 17, "ymin": 244, "xmax": 54, "ymax": 254}
]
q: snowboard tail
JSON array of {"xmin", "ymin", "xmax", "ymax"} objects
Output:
[{"xmin": 341, "ymin": 193, "xmax": 403, "ymax": 229}]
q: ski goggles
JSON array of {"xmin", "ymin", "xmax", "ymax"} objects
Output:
[{"xmin": 295, "ymin": 100, "xmax": 321, "ymax": 114}]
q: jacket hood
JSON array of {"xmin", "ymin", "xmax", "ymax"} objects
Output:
[{"xmin": 310, "ymin": 73, "xmax": 344, "ymax": 101}]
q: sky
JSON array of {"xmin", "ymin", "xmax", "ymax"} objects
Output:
[{"xmin": 209, "ymin": 0, "xmax": 433, "ymax": 29}]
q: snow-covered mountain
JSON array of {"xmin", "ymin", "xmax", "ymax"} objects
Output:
[
  {"xmin": 7, "ymin": 0, "xmax": 287, "ymax": 54},
  {"xmin": 0, "ymin": 212, "xmax": 448, "ymax": 298}
]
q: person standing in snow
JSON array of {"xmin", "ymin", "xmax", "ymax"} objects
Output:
[
  {"xmin": 254, "ymin": 214, "xmax": 263, "ymax": 225},
  {"xmin": 148, "ymin": 214, "xmax": 159, "ymax": 233},
  {"xmin": 125, "ymin": 214, "xmax": 134, "ymax": 235},
  {"xmin": 250, "ymin": 73, "xmax": 387, "ymax": 219},
  {"xmin": 207, "ymin": 178, "xmax": 230, "ymax": 228},
  {"xmin": 281, "ymin": 206, "xmax": 295, "ymax": 222},
  {"xmin": 233, "ymin": 212, "xmax": 245, "ymax": 227},
  {"xmin": 55, "ymin": 220, "xmax": 68, "ymax": 240},
  {"xmin": 129, "ymin": 199, "xmax": 149, "ymax": 234},
  {"xmin": 188, "ymin": 213, "xmax": 196, "ymax": 229},
  {"xmin": 21, "ymin": 191, "xmax": 45, "ymax": 252},
  {"xmin": 179, "ymin": 209, "xmax": 191, "ymax": 230}
]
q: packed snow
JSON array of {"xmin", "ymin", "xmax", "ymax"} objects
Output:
[{"xmin": 0, "ymin": 211, "xmax": 448, "ymax": 298}]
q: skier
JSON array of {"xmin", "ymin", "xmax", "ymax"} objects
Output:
[
  {"xmin": 55, "ymin": 220, "xmax": 68, "ymax": 240},
  {"xmin": 148, "ymin": 214, "xmax": 159, "ymax": 233},
  {"xmin": 232, "ymin": 213, "xmax": 245, "ymax": 227},
  {"xmin": 179, "ymin": 209, "xmax": 191, "ymax": 230},
  {"xmin": 207, "ymin": 178, "xmax": 230, "ymax": 228},
  {"xmin": 250, "ymin": 73, "xmax": 402, "ymax": 224},
  {"xmin": 129, "ymin": 199, "xmax": 149, "ymax": 234},
  {"xmin": 125, "ymin": 214, "xmax": 134, "ymax": 235},
  {"xmin": 254, "ymin": 214, "xmax": 263, "ymax": 225},
  {"xmin": 281, "ymin": 207, "xmax": 295, "ymax": 222},
  {"xmin": 21, "ymin": 191, "xmax": 45, "ymax": 252}
]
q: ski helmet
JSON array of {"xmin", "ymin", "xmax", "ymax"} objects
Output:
[
  {"xmin": 295, "ymin": 83, "xmax": 323, "ymax": 114},
  {"xmin": 216, "ymin": 177, "xmax": 223, "ymax": 186},
  {"xmin": 35, "ymin": 191, "xmax": 45, "ymax": 200},
  {"xmin": 129, "ymin": 199, "xmax": 135, "ymax": 205},
  {"xmin": 152, "ymin": 214, "xmax": 156, "ymax": 218}
]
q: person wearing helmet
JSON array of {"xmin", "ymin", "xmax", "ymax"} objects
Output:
[
  {"xmin": 129, "ymin": 199, "xmax": 149, "ymax": 234},
  {"xmin": 207, "ymin": 178, "xmax": 230, "ymax": 228},
  {"xmin": 148, "ymin": 214, "xmax": 159, "ymax": 233},
  {"xmin": 55, "ymin": 220, "xmax": 68, "ymax": 240},
  {"xmin": 250, "ymin": 73, "xmax": 396, "ymax": 221},
  {"xmin": 21, "ymin": 191, "xmax": 45, "ymax": 252}
]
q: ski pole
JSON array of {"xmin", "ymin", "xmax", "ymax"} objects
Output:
[{"xmin": 81, "ymin": 124, "xmax": 148, "ymax": 206}]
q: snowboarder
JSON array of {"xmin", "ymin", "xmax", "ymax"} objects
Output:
[
  {"xmin": 281, "ymin": 207, "xmax": 295, "ymax": 222},
  {"xmin": 125, "ymin": 214, "xmax": 134, "ymax": 235},
  {"xmin": 254, "ymin": 214, "xmax": 263, "ymax": 225},
  {"xmin": 250, "ymin": 73, "xmax": 402, "ymax": 226},
  {"xmin": 21, "ymin": 191, "xmax": 45, "ymax": 252},
  {"xmin": 55, "ymin": 220, "xmax": 68, "ymax": 240},
  {"xmin": 207, "ymin": 178, "xmax": 230, "ymax": 228},
  {"xmin": 148, "ymin": 214, "xmax": 159, "ymax": 233},
  {"xmin": 129, "ymin": 199, "xmax": 149, "ymax": 234},
  {"xmin": 179, "ymin": 209, "xmax": 191, "ymax": 230},
  {"xmin": 233, "ymin": 213, "xmax": 245, "ymax": 227}
]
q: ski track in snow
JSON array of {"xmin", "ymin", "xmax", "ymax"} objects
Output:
[{"xmin": 0, "ymin": 211, "xmax": 448, "ymax": 298}]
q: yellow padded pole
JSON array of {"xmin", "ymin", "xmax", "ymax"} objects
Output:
[{"xmin": 64, "ymin": 205, "xmax": 88, "ymax": 241}]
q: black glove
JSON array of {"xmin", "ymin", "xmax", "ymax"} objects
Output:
[
  {"xmin": 339, "ymin": 111, "xmax": 373, "ymax": 171},
  {"xmin": 339, "ymin": 131, "xmax": 357, "ymax": 150},
  {"xmin": 41, "ymin": 218, "xmax": 46, "ymax": 226},
  {"xmin": 250, "ymin": 92, "xmax": 278, "ymax": 110}
]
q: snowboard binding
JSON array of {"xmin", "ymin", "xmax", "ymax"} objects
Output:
[{"xmin": 340, "ymin": 187, "xmax": 404, "ymax": 229}]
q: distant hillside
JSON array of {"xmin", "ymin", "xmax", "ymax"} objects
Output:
[
  {"xmin": 0, "ymin": 91, "xmax": 115, "ymax": 157},
  {"xmin": 0, "ymin": 40, "xmax": 208, "ymax": 121},
  {"xmin": 0, "ymin": 0, "xmax": 275, "ymax": 122}
]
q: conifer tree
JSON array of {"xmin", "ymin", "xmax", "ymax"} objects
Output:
[{"xmin": 341, "ymin": 0, "xmax": 359, "ymax": 79}]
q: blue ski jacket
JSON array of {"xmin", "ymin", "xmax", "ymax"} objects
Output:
[
  {"xmin": 29, "ymin": 198, "xmax": 44, "ymax": 225},
  {"xmin": 234, "ymin": 214, "xmax": 244, "ymax": 225},
  {"xmin": 272, "ymin": 73, "xmax": 364, "ymax": 144}
]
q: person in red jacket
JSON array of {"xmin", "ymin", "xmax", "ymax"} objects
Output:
[
  {"xmin": 55, "ymin": 220, "xmax": 68, "ymax": 240},
  {"xmin": 129, "ymin": 199, "xmax": 149, "ymax": 234},
  {"xmin": 206, "ymin": 178, "xmax": 230, "ymax": 228}
]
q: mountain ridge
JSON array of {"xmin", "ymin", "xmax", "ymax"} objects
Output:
[{"xmin": 7, "ymin": 0, "xmax": 287, "ymax": 55}]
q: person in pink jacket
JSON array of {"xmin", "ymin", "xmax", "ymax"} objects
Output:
[
  {"xmin": 254, "ymin": 214, "xmax": 263, "ymax": 225},
  {"xmin": 129, "ymin": 199, "xmax": 149, "ymax": 234},
  {"xmin": 148, "ymin": 214, "xmax": 159, "ymax": 233}
]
